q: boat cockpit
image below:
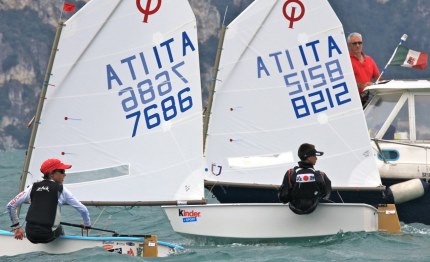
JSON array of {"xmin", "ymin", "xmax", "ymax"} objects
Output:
[{"xmin": 364, "ymin": 80, "xmax": 430, "ymax": 179}]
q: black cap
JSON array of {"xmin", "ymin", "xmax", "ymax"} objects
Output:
[{"xmin": 298, "ymin": 143, "xmax": 324, "ymax": 160}]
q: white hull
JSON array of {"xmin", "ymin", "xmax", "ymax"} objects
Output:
[
  {"xmin": 0, "ymin": 230, "xmax": 181, "ymax": 257},
  {"xmin": 163, "ymin": 203, "xmax": 378, "ymax": 239}
]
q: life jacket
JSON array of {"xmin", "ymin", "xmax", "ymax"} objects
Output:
[
  {"xmin": 278, "ymin": 167, "xmax": 295, "ymax": 203},
  {"xmin": 26, "ymin": 180, "xmax": 63, "ymax": 228},
  {"xmin": 289, "ymin": 167, "xmax": 323, "ymax": 200}
]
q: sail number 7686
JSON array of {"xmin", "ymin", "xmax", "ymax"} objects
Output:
[{"xmin": 118, "ymin": 61, "xmax": 193, "ymax": 137}]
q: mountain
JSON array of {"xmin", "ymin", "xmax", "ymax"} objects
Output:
[{"xmin": 0, "ymin": 0, "xmax": 429, "ymax": 149}]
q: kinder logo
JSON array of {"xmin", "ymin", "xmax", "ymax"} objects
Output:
[
  {"xmin": 178, "ymin": 209, "xmax": 201, "ymax": 217},
  {"xmin": 178, "ymin": 209, "xmax": 200, "ymax": 223}
]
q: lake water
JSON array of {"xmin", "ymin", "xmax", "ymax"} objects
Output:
[{"xmin": 1, "ymin": 149, "xmax": 430, "ymax": 261}]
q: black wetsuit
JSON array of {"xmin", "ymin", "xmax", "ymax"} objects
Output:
[
  {"xmin": 25, "ymin": 180, "xmax": 64, "ymax": 243},
  {"xmin": 279, "ymin": 161, "xmax": 331, "ymax": 215}
]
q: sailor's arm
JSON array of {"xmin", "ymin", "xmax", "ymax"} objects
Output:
[
  {"xmin": 61, "ymin": 187, "xmax": 91, "ymax": 226},
  {"xmin": 6, "ymin": 186, "xmax": 31, "ymax": 229},
  {"xmin": 6, "ymin": 186, "xmax": 32, "ymax": 240},
  {"xmin": 320, "ymin": 171, "xmax": 332, "ymax": 199}
]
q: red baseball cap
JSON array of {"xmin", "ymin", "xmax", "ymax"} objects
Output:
[{"xmin": 40, "ymin": 158, "xmax": 72, "ymax": 175}]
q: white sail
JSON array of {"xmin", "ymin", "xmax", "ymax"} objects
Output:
[
  {"xmin": 24, "ymin": 0, "xmax": 204, "ymax": 203},
  {"xmin": 204, "ymin": 0, "xmax": 381, "ymax": 188}
]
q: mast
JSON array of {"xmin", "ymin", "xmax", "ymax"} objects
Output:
[
  {"xmin": 203, "ymin": 21, "xmax": 228, "ymax": 151},
  {"xmin": 18, "ymin": 22, "xmax": 65, "ymax": 197}
]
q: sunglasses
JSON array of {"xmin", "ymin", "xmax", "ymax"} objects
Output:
[
  {"xmin": 53, "ymin": 169, "xmax": 66, "ymax": 174},
  {"xmin": 351, "ymin": 42, "xmax": 363, "ymax": 45}
]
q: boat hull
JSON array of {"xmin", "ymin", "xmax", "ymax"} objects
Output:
[
  {"xmin": 163, "ymin": 203, "xmax": 378, "ymax": 239},
  {"xmin": 0, "ymin": 230, "xmax": 182, "ymax": 257},
  {"xmin": 206, "ymin": 178, "xmax": 430, "ymax": 225}
]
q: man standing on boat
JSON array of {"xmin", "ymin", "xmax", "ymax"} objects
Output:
[
  {"xmin": 348, "ymin": 32, "xmax": 380, "ymax": 106},
  {"xmin": 279, "ymin": 143, "xmax": 332, "ymax": 215},
  {"xmin": 6, "ymin": 158, "xmax": 91, "ymax": 243}
]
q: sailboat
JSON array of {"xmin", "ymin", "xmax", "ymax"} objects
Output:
[
  {"xmin": 163, "ymin": 0, "xmax": 400, "ymax": 239},
  {"xmin": 195, "ymin": 0, "xmax": 430, "ymax": 226},
  {"xmin": 0, "ymin": 0, "xmax": 205, "ymax": 257}
]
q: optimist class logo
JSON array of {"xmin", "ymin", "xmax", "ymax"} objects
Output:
[
  {"xmin": 282, "ymin": 0, "xmax": 305, "ymax": 29},
  {"xmin": 136, "ymin": 0, "xmax": 162, "ymax": 23}
]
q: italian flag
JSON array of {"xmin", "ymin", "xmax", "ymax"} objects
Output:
[{"xmin": 390, "ymin": 45, "xmax": 428, "ymax": 70}]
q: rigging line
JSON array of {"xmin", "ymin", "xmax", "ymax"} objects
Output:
[
  {"xmin": 59, "ymin": 1, "xmax": 65, "ymax": 23},
  {"xmin": 97, "ymin": 207, "xmax": 114, "ymax": 235},
  {"xmin": 105, "ymin": 214, "xmax": 113, "ymax": 235},
  {"xmin": 206, "ymin": 181, "xmax": 218, "ymax": 197},
  {"xmin": 222, "ymin": 5, "xmax": 229, "ymax": 26},
  {"xmin": 91, "ymin": 206, "xmax": 106, "ymax": 230},
  {"xmin": 336, "ymin": 191, "xmax": 344, "ymax": 203},
  {"xmin": 97, "ymin": 206, "xmax": 124, "ymax": 216}
]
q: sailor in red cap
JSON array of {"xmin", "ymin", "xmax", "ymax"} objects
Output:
[{"xmin": 6, "ymin": 158, "xmax": 91, "ymax": 243}]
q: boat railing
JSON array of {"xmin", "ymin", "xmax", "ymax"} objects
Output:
[
  {"xmin": 372, "ymin": 138, "xmax": 430, "ymax": 150},
  {"xmin": 372, "ymin": 138, "xmax": 430, "ymax": 178}
]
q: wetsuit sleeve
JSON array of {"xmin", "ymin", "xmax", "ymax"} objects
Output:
[
  {"xmin": 279, "ymin": 169, "xmax": 293, "ymax": 203},
  {"xmin": 6, "ymin": 185, "xmax": 32, "ymax": 229},
  {"xmin": 60, "ymin": 187, "xmax": 91, "ymax": 226},
  {"xmin": 321, "ymin": 172, "xmax": 332, "ymax": 199}
]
